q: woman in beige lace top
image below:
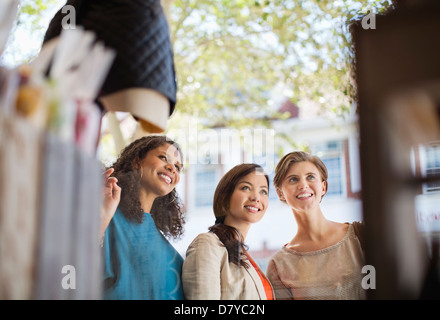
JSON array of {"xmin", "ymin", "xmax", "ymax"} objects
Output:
[{"xmin": 266, "ymin": 151, "xmax": 366, "ymax": 300}]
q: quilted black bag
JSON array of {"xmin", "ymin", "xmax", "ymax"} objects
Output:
[{"xmin": 43, "ymin": 0, "xmax": 177, "ymax": 132}]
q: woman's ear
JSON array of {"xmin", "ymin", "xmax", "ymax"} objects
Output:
[
  {"xmin": 322, "ymin": 180, "xmax": 327, "ymax": 196},
  {"xmin": 276, "ymin": 188, "xmax": 286, "ymax": 202},
  {"xmin": 134, "ymin": 157, "xmax": 144, "ymax": 170}
]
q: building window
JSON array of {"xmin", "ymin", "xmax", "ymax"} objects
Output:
[
  {"xmin": 423, "ymin": 144, "xmax": 440, "ymax": 193},
  {"xmin": 313, "ymin": 140, "xmax": 345, "ymax": 197},
  {"xmin": 194, "ymin": 165, "xmax": 218, "ymax": 207},
  {"xmin": 321, "ymin": 156, "xmax": 344, "ymax": 196}
]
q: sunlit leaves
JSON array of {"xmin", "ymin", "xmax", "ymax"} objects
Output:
[{"xmin": 169, "ymin": 0, "xmax": 392, "ymax": 129}]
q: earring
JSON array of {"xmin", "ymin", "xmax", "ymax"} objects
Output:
[{"xmin": 140, "ymin": 167, "xmax": 143, "ymax": 179}]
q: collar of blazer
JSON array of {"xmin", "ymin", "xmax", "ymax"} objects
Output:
[{"xmin": 243, "ymin": 253, "xmax": 270, "ymax": 300}]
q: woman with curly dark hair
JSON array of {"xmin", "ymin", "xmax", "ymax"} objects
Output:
[{"xmin": 100, "ymin": 134, "xmax": 185, "ymax": 300}]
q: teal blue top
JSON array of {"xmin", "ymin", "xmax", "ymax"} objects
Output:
[{"xmin": 102, "ymin": 208, "xmax": 184, "ymax": 300}]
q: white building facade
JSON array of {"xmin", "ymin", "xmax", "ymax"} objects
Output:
[
  {"xmin": 169, "ymin": 99, "xmax": 440, "ymax": 271},
  {"xmin": 170, "ymin": 101, "xmax": 365, "ymax": 270}
]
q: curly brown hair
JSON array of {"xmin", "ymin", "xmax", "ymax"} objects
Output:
[{"xmin": 107, "ymin": 135, "xmax": 185, "ymax": 239}]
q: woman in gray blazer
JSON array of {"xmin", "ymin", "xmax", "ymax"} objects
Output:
[{"xmin": 182, "ymin": 164, "xmax": 274, "ymax": 300}]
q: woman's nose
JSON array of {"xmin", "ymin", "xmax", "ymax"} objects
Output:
[
  {"xmin": 298, "ymin": 179, "xmax": 309, "ymax": 189},
  {"xmin": 250, "ymin": 192, "xmax": 260, "ymax": 202},
  {"xmin": 165, "ymin": 161, "xmax": 175, "ymax": 173}
]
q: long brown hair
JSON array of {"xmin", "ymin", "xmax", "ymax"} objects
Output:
[
  {"xmin": 108, "ymin": 135, "xmax": 185, "ymax": 239},
  {"xmin": 209, "ymin": 163, "xmax": 269, "ymax": 268}
]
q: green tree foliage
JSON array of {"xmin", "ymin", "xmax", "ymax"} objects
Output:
[
  {"xmin": 19, "ymin": 0, "xmax": 52, "ymax": 19},
  {"xmin": 168, "ymin": 0, "xmax": 393, "ymax": 128},
  {"xmin": 3, "ymin": 0, "xmax": 393, "ymax": 128}
]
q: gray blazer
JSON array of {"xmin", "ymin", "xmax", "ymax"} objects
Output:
[{"xmin": 182, "ymin": 232, "xmax": 272, "ymax": 300}]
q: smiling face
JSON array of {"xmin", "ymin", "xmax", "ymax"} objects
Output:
[
  {"xmin": 224, "ymin": 171, "xmax": 269, "ymax": 227},
  {"xmin": 138, "ymin": 143, "xmax": 182, "ymax": 198},
  {"xmin": 276, "ymin": 161, "xmax": 327, "ymax": 212}
]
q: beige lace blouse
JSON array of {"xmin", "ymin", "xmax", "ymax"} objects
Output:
[{"xmin": 266, "ymin": 223, "xmax": 367, "ymax": 300}]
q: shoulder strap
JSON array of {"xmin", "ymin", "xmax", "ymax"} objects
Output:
[{"xmin": 352, "ymin": 221, "xmax": 366, "ymax": 250}]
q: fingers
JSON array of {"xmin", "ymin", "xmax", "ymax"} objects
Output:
[
  {"xmin": 103, "ymin": 168, "xmax": 118, "ymax": 189},
  {"xmin": 112, "ymin": 180, "xmax": 121, "ymax": 198},
  {"xmin": 103, "ymin": 167, "xmax": 114, "ymax": 180},
  {"xmin": 105, "ymin": 176, "xmax": 121, "ymax": 199},
  {"xmin": 107, "ymin": 176, "xmax": 118, "ymax": 184}
]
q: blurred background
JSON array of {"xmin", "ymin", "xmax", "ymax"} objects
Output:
[{"xmin": 2, "ymin": 0, "xmax": 439, "ymax": 299}]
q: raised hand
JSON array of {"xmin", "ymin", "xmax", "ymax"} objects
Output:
[{"xmin": 100, "ymin": 168, "xmax": 121, "ymax": 240}]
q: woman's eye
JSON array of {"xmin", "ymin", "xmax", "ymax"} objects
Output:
[
  {"xmin": 307, "ymin": 175, "xmax": 315, "ymax": 180},
  {"xmin": 241, "ymin": 186, "xmax": 250, "ymax": 191},
  {"xmin": 261, "ymin": 190, "xmax": 268, "ymax": 195}
]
